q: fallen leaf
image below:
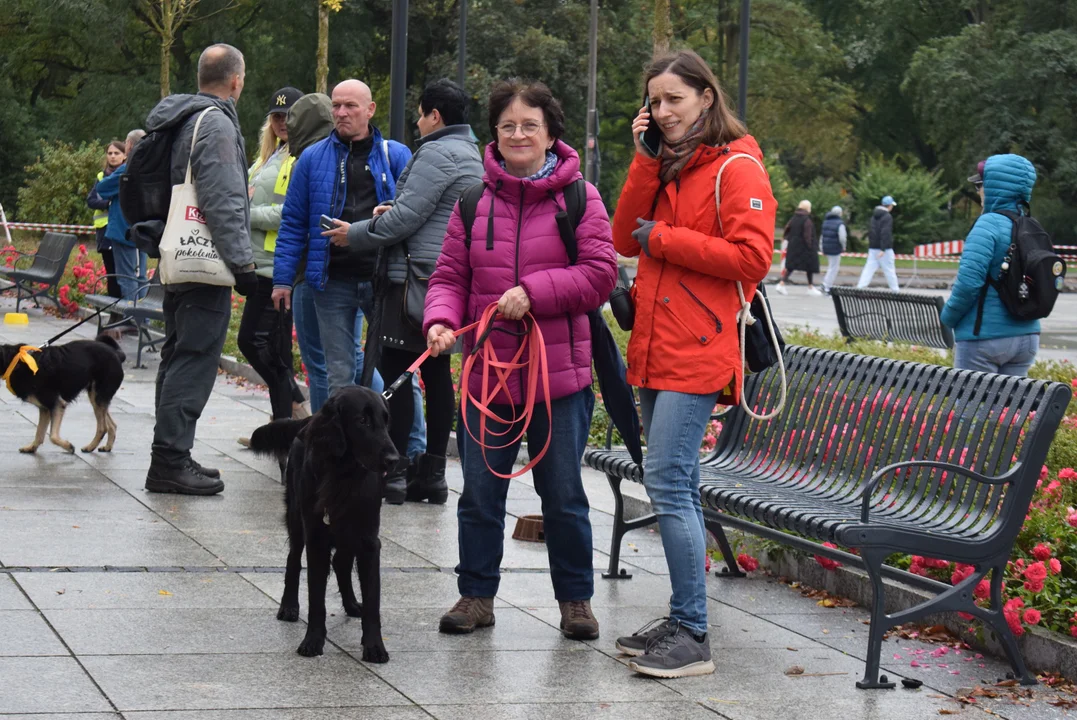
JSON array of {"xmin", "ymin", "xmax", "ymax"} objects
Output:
[
  {"xmin": 817, "ymin": 598, "xmax": 836, "ymax": 608},
  {"xmin": 158, "ymin": 589, "xmax": 172, "ymax": 596},
  {"xmin": 785, "ymin": 665, "xmax": 805, "ymax": 676},
  {"xmin": 786, "ymin": 647, "xmax": 799, "ymax": 651},
  {"xmin": 55, "ymin": 589, "xmax": 65, "ymax": 595},
  {"xmin": 938, "ymin": 710, "xmax": 959, "ymax": 715},
  {"xmin": 995, "ymin": 679, "xmax": 1018, "ymax": 687}
]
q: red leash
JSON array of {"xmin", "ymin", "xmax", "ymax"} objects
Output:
[{"xmin": 381, "ymin": 303, "xmax": 551, "ymax": 480}]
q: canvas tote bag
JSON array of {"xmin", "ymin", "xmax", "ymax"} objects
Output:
[{"xmin": 157, "ymin": 107, "xmax": 236, "ymax": 286}]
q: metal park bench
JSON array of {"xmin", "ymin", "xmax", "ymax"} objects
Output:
[
  {"xmin": 0, "ymin": 232, "xmax": 78, "ymax": 312},
  {"xmin": 84, "ymin": 274, "xmax": 165, "ymax": 368},
  {"xmin": 585, "ymin": 345, "xmax": 1071, "ymax": 689},
  {"xmin": 830, "ymin": 287, "xmax": 954, "ymax": 349}
]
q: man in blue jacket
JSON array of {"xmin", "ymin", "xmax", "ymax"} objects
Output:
[
  {"xmin": 271, "ymin": 79, "xmax": 411, "ymax": 401},
  {"xmin": 941, "ymin": 155, "xmax": 1041, "ymax": 376}
]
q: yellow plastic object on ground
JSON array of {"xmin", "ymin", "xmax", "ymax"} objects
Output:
[{"xmin": 4, "ymin": 312, "xmax": 29, "ymax": 325}]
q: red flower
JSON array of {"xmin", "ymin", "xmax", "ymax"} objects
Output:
[
  {"xmin": 78, "ymin": 244, "xmax": 86, "ymax": 253},
  {"xmin": 1023, "ymin": 578, "xmax": 1044, "ymax": 593},
  {"xmin": 957, "ymin": 611, "xmax": 974, "ymax": 621},
  {"xmin": 1040, "ymin": 466, "xmax": 1050, "ymax": 481},
  {"xmin": 1068, "ymin": 509, "xmax": 1077, "ymax": 529},
  {"xmin": 974, "ymin": 579, "xmax": 990, "ymax": 599},
  {"xmin": 814, "ymin": 542, "xmax": 841, "ymax": 571},
  {"xmin": 736, "ymin": 553, "xmax": 759, "ymax": 573},
  {"xmin": 1024, "ymin": 561, "xmax": 1048, "ymax": 582},
  {"xmin": 1050, "ymin": 558, "xmax": 1062, "ymax": 575},
  {"xmin": 1023, "ymin": 608, "xmax": 1041, "ymax": 625},
  {"xmin": 1060, "ymin": 468, "xmax": 1077, "ymax": 482},
  {"xmin": 1032, "ymin": 544, "xmax": 1052, "ymax": 561},
  {"xmin": 1071, "ymin": 625, "xmax": 1077, "ymax": 638}
]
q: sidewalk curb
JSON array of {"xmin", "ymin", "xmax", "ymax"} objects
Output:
[{"xmin": 755, "ymin": 547, "xmax": 1077, "ymax": 683}]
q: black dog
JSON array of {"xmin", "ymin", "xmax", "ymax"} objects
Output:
[
  {"xmin": 249, "ymin": 386, "xmax": 400, "ymax": 661},
  {"xmin": 0, "ymin": 335, "xmax": 125, "ymax": 454}
]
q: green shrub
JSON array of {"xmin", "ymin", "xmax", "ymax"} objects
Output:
[
  {"xmin": 1029, "ymin": 359, "xmax": 1077, "ymax": 417},
  {"xmin": 16, "ymin": 140, "xmax": 104, "ymax": 226},
  {"xmin": 798, "ymin": 178, "xmax": 849, "ymax": 224},
  {"xmin": 845, "ymin": 154, "xmax": 953, "ymax": 253}
]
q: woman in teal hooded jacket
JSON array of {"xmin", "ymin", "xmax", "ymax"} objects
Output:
[{"xmin": 941, "ymin": 154, "xmax": 1040, "ymax": 376}]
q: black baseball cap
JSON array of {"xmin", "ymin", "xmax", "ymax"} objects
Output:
[{"xmin": 267, "ymin": 87, "xmax": 303, "ymax": 115}]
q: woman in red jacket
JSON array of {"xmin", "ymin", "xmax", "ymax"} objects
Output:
[{"xmin": 611, "ymin": 50, "xmax": 777, "ymax": 678}]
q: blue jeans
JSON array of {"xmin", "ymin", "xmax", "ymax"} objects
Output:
[
  {"xmin": 112, "ymin": 243, "xmax": 148, "ymax": 301},
  {"xmin": 954, "ymin": 334, "xmax": 1039, "ymax": 376},
  {"xmin": 638, "ymin": 387, "xmax": 718, "ymax": 635},
  {"xmin": 456, "ymin": 387, "xmax": 595, "ymax": 601},
  {"xmin": 293, "ymin": 281, "xmax": 422, "ymax": 454}
]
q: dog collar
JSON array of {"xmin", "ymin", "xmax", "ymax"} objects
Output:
[{"xmin": 3, "ymin": 346, "xmax": 39, "ymax": 395}]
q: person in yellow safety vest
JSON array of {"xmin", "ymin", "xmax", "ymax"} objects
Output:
[
  {"xmin": 237, "ymin": 87, "xmax": 309, "ymax": 425},
  {"xmin": 85, "ymin": 140, "xmax": 127, "ymax": 321}
]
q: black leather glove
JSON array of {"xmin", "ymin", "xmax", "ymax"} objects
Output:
[{"xmin": 233, "ymin": 270, "xmax": 259, "ymax": 297}]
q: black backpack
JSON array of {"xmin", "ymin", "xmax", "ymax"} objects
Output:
[
  {"xmin": 457, "ymin": 177, "xmax": 587, "ymax": 256},
  {"xmin": 119, "ymin": 127, "xmax": 176, "ymax": 225},
  {"xmin": 974, "ymin": 207, "xmax": 1067, "ymax": 335}
]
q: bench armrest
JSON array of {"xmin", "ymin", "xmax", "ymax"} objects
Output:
[
  {"xmin": 857, "ymin": 460, "xmax": 1016, "ymax": 523},
  {"xmin": 90, "ymin": 273, "xmax": 147, "ymax": 294}
]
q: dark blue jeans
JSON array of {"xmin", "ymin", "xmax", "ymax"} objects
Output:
[{"xmin": 456, "ymin": 387, "xmax": 595, "ymax": 601}]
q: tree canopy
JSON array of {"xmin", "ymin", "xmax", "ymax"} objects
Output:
[{"xmin": 2, "ymin": 0, "xmax": 1075, "ymax": 242}]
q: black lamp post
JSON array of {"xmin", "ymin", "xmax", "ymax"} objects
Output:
[
  {"xmin": 738, "ymin": 0, "xmax": 750, "ymax": 122},
  {"xmin": 390, "ymin": 0, "xmax": 409, "ymax": 142}
]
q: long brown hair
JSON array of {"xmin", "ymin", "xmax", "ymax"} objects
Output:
[
  {"xmin": 644, "ymin": 50, "xmax": 747, "ymax": 147},
  {"xmin": 102, "ymin": 140, "xmax": 125, "ymax": 172}
]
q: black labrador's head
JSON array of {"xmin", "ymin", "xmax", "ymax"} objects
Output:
[{"xmin": 309, "ymin": 386, "xmax": 400, "ymax": 484}]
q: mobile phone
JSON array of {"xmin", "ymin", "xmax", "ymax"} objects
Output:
[
  {"xmin": 639, "ymin": 94, "xmax": 663, "ymax": 157},
  {"xmin": 319, "ymin": 214, "xmax": 336, "ymax": 232}
]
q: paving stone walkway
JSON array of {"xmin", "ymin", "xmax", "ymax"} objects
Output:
[{"xmin": 2, "ymin": 300, "xmax": 1076, "ymax": 719}]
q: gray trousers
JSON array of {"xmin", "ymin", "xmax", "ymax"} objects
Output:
[{"xmin": 152, "ymin": 285, "xmax": 232, "ymax": 467}]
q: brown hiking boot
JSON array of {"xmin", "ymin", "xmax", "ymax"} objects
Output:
[
  {"xmin": 439, "ymin": 596, "xmax": 495, "ymax": 634},
  {"xmin": 559, "ymin": 600, "xmax": 600, "ymax": 640}
]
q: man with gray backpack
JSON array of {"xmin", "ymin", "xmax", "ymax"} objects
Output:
[{"xmin": 941, "ymin": 155, "xmax": 1066, "ymax": 375}]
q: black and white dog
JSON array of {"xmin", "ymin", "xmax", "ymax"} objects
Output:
[
  {"xmin": 249, "ymin": 385, "xmax": 400, "ymax": 662},
  {"xmin": 0, "ymin": 335, "xmax": 125, "ymax": 454}
]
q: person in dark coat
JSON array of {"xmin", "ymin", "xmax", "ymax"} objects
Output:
[{"xmin": 774, "ymin": 199, "xmax": 820, "ymax": 295}]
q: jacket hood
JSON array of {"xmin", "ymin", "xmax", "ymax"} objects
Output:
[
  {"xmin": 982, "ymin": 154, "xmax": 1036, "ymax": 214},
  {"xmin": 482, "ymin": 139, "xmax": 582, "ymax": 199},
  {"xmin": 145, "ymin": 93, "xmax": 237, "ymax": 132},
  {"xmin": 873, "ymin": 206, "xmax": 889, "ymax": 216},
  {"xmin": 416, "ymin": 124, "xmax": 479, "ymax": 148},
  {"xmin": 287, "ymin": 93, "xmax": 333, "ymax": 159}
]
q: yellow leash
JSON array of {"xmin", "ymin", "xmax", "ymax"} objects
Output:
[{"xmin": 3, "ymin": 345, "xmax": 39, "ymax": 394}]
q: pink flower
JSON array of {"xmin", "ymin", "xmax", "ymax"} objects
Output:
[
  {"xmin": 1068, "ymin": 509, "xmax": 1077, "ymax": 529},
  {"xmin": 974, "ymin": 579, "xmax": 990, "ymax": 599},
  {"xmin": 1060, "ymin": 468, "xmax": 1077, "ymax": 482},
  {"xmin": 958, "ymin": 612, "xmax": 974, "ymax": 621},
  {"xmin": 1024, "ymin": 561, "xmax": 1048, "ymax": 582},
  {"xmin": 815, "ymin": 542, "xmax": 842, "ymax": 571},
  {"xmin": 1032, "ymin": 544, "xmax": 1052, "ymax": 561},
  {"xmin": 1071, "ymin": 625, "xmax": 1077, "ymax": 638},
  {"xmin": 1040, "ymin": 466, "xmax": 1051, "ymax": 481},
  {"xmin": 1050, "ymin": 558, "xmax": 1062, "ymax": 575},
  {"xmin": 1023, "ymin": 608, "xmax": 1041, "ymax": 625},
  {"xmin": 1024, "ymin": 578, "xmax": 1045, "ymax": 593},
  {"xmin": 736, "ymin": 553, "xmax": 759, "ymax": 573}
]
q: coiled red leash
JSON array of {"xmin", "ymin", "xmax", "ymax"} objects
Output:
[{"xmin": 381, "ymin": 302, "xmax": 551, "ymax": 479}]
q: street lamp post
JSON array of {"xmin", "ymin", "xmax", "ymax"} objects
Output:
[
  {"xmin": 457, "ymin": 0, "xmax": 467, "ymax": 88},
  {"xmin": 585, "ymin": 0, "xmax": 599, "ymax": 185},
  {"xmin": 390, "ymin": 0, "xmax": 409, "ymax": 142}
]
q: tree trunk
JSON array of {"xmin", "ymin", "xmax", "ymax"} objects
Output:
[
  {"xmin": 653, "ymin": 0, "xmax": 671, "ymax": 56},
  {"xmin": 160, "ymin": 38, "xmax": 171, "ymax": 98},
  {"xmin": 316, "ymin": 1, "xmax": 329, "ymax": 94}
]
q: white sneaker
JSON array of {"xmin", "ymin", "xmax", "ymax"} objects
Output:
[
  {"xmin": 807, "ymin": 287, "xmax": 823, "ymax": 297},
  {"xmin": 774, "ymin": 284, "xmax": 788, "ymax": 295}
]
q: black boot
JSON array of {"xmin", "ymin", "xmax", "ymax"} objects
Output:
[
  {"xmin": 404, "ymin": 458, "xmax": 423, "ymax": 502},
  {"xmin": 383, "ymin": 458, "xmax": 408, "ymax": 505},
  {"xmin": 407, "ymin": 453, "xmax": 449, "ymax": 504},
  {"xmin": 146, "ymin": 460, "xmax": 225, "ymax": 496}
]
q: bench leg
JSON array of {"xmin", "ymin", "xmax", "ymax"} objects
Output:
[
  {"xmin": 136, "ymin": 327, "xmax": 147, "ymax": 369},
  {"xmin": 857, "ymin": 549, "xmax": 896, "ymax": 689},
  {"xmin": 704, "ymin": 518, "xmax": 745, "ymax": 578},
  {"xmin": 601, "ymin": 473, "xmax": 656, "ymax": 580},
  {"xmin": 986, "ymin": 561, "xmax": 1037, "ymax": 686}
]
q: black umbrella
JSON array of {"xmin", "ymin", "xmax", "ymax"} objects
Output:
[
  {"xmin": 360, "ymin": 248, "xmax": 388, "ymax": 389},
  {"xmin": 588, "ymin": 309, "xmax": 643, "ymax": 465}
]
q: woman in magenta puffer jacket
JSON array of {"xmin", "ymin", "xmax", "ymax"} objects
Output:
[{"xmin": 424, "ymin": 80, "xmax": 617, "ymax": 641}]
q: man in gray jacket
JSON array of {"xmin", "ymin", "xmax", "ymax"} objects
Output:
[
  {"xmin": 143, "ymin": 43, "xmax": 258, "ymax": 496},
  {"xmin": 324, "ymin": 78, "xmax": 483, "ymax": 504}
]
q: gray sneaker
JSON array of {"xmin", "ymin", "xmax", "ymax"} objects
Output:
[
  {"xmin": 629, "ymin": 623, "xmax": 715, "ymax": 678},
  {"xmin": 615, "ymin": 617, "xmax": 675, "ymax": 657}
]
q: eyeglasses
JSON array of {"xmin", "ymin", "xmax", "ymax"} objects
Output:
[{"xmin": 497, "ymin": 121, "xmax": 545, "ymax": 138}]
